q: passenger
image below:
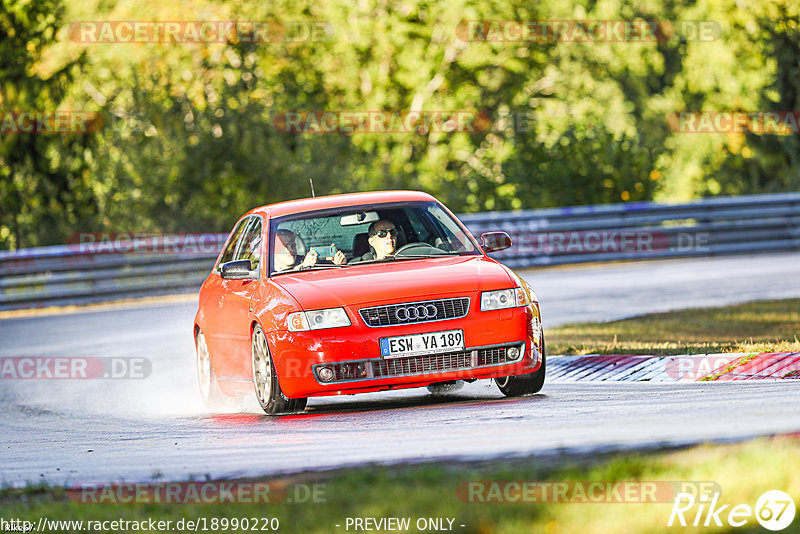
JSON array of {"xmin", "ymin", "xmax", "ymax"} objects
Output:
[
  {"xmin": 274, "ymin": 229, "xmax": 345, "ymax": 271},
  {"xmin": 352, "ymin": 220, "xmax": 398, "ymax": 262}
]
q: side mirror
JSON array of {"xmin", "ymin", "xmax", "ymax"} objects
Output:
[
  {"xmin": 480, "ymin": 232, "xmax": 512, "ymax": 253},
  {"xmin": 220, "ymin": 259, "xmax": 258, "ymax": 280}
]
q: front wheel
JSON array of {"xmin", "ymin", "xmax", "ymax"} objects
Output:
[
  {"xmin": 495, "ymin": 337, "xmax": 546, "ymax": 397},
  {"xmin": 251, "ymin": 325, "xmax": 307, "ymax": 415}
]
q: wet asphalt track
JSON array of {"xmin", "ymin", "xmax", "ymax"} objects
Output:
[{"xmin": 1, "ymin": 253, "xmax": 800, "ymax": 486}]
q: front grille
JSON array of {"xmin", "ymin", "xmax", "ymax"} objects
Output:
[
  {"xmin": 359, "ymin": 297, "xmax": 470, "ymax": 327},
  {"xmin": 478, "ymin": 346, "xmax": 508, "ymax": 366},
  {"xmin": 314, "ymin": 344, "xmax": 522, "ymax": 384},
  {"xmin": 373, "ymin": 352, "xmax": 473, "ymax": 377}
]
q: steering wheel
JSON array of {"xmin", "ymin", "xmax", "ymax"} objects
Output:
[{"xmin": 394, "ymin": 242, "xmax": 447, "ymax": 256}]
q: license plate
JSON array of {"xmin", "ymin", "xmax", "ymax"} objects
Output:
[{"xmin": 379, "ymin": 330, "xmax": 464, "ymax": 358}]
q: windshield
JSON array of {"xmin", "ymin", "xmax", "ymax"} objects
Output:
[{"xmin": 269, "ymin": 201, "xmax": 480, "ymax": 275}]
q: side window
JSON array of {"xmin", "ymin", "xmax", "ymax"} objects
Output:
[
  {"xmin": 424, "ymin": 204, "xmax": 476, "ymax": 252},
  {"xmin": 216, "ymin": 217, "xmax": 250, "ymax": 270},
  {"xmin": 234, "ymin": 217, "xmax": 263, "ymax": 271}
]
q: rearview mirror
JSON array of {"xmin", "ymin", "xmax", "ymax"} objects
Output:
[
  {"xmin": 340, "ymin": 211, "xmax": 379, "ymax": 226},
  {"xmin": 220, "ymin": 259, "xmax": 258, "ymax": 279},
  {"xmin": 480, "ymin": 232, "xmax": 512, "ymax": 253}
]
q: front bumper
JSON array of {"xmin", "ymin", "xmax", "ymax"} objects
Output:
[
  {"xmin": 268, "ymin": 304, "xmax": 542, "ymax": 398},
  {"xmin": 312, "ymin": 341, "xmax": 527, "ymax": 385}
]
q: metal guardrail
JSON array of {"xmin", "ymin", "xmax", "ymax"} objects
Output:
[
  {"xmin": 460, "ymin": 191, "xmax": 800, "ymax": 268},
  {"xmin": 0, "ymin": 235, "xmax": 228, "ymax": 311},
  {"xmin": 1, "ymin": 193, "xmax": 799, "ymax": 311}
]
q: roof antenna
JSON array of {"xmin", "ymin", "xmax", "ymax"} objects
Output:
[{"xmin": 309, "ymin": 178, "xmax": 316, "ymax": 198}]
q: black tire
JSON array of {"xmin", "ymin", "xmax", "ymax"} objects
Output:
[
  {"xmin": 196, "ymin": 330, "xmax": 231, "ymax": 410},
  {"xmin": 251, "ymin": 325, "xmax": 307, "ymax": 415},
  {"xmin": 495, "ymin": 336, "xmax": 546, "ymax": 397}
]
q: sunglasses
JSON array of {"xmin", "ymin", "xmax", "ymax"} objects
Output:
[{"xmin": 370, "ymin": 229, "xmax": 397, "ymax": 238}]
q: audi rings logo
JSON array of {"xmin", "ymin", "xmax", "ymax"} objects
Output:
[{"xmin": 395, "ymin": 304, "xmax": 439, "ymax": 322}]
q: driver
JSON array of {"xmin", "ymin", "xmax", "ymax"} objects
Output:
[
  {"xmin": 352, "ymin": 219, "xmax": 397, "ymax": 262},
  {"xmin": 274, "ymin": 229, "xmax": 345, "ymax": 271}
]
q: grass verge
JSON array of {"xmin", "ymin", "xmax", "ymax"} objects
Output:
[
  {"xmin": 2, "ymin": 437, "xmax": 798, "ymax": 533},
  {"xmin": 548, "ymin": 298, "xmax": 800, "ymax": 356}
]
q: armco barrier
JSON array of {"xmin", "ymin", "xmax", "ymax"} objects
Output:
[
  {"xmin": 0, "ymin": 235, "xmax": 227, "ymax": 311},
  {"xmin": 0, "ymin": 192, "xmax": 799, "ymax": 311},
  {"xmin": 458, "ymin": 191, "xmax": 800, "ymax": 268}
]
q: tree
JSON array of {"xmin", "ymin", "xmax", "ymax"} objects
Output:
[{"xmin": 0, "ymin": 0, "xmax": 94, "ymax": 249}]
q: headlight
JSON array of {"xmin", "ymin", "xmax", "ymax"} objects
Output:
[
  {"xmin": 480, "ymin": 288, "xmax": 527, "ymax": 311},
  {"xmin": 287, "ymin": 308, "xmax": 351, "ymax": 331}
]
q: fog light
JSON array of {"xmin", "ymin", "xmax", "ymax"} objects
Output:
[
  {"xmin": 507, "ymin": 346, "xmax": 521, "ymax": 360},
  {"xmin": 318, "ymin": 366, "xmax": 335, "ymax": 382}
]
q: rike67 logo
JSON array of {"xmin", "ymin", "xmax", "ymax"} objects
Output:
[{"xmin": 668, "ymin": 490, "xmax": 795, "ymax": 530}]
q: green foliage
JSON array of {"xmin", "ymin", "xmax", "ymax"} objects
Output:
[
  {"xmin": 2, "ymin": 0, "xmax": 799, "ymax": 248},
  {"xmin": 739, "ymin": 0, "xmax": 800, "ymax": 194},
  {"xmin": 0, "ymin": 0, "xmax": 93, "ymax": 248}
]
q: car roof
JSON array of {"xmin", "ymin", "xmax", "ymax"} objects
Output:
[{"xmin": 245, "ymin": 190, "xmax": 438, "ymax": 219}]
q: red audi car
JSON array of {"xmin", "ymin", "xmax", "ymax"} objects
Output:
[{"xmin": 194, "ymin": 191, "xmax": 545, "ymax": 414}]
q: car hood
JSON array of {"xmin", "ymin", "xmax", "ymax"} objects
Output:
[{"xmin": 271, "ymin": 256, "xmax": 515, "ymax": 310}]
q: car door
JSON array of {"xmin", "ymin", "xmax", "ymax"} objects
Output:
[
  {"xmin": 202, "ymin": 216, "xmax": 251, "ymax": 366},
  {"xmin": 214, "ymin": 216, "xmax": 264, "ymax": 380}
]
